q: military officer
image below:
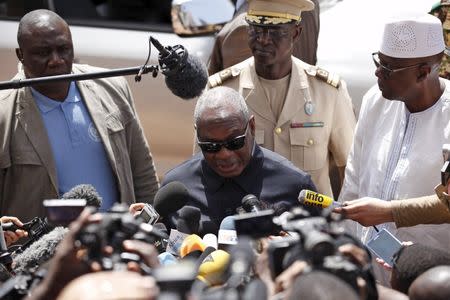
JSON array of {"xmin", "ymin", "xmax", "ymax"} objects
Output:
[{"xmin": 208, "ymin": 0, "xmax": 356, "ymax": 197}]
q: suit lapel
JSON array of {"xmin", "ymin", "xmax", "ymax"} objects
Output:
[
  {"xmin": 16, "ymin": 88, "xmax": 59, "ymax": 193},
  {"xmin": 277, "ymin": 60, "xmax": 309, "ymax": 127},
  {"xmin": 241, "ymin": 60, "xmax": 276, "ymax": 125}
]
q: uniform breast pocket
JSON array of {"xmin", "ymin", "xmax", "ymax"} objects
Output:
[{"xmin": 289, "ymin": 127, "xmax": 328, "ymax": 171}]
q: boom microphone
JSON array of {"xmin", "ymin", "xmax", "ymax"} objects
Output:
[
  {"xmin": 150, "ymin": 36, "xmax": 208, "ymax": 99},
  {"xmin": 298, "ymin": 190, "xmax": 342, "ymax": 209},
  {"xmin": 62, "ymin": 184, "xmax": 102, "ymax": 208},
  {"xmin": 153, "ymin": 181, "xmax": 189, "ymax": 217}
]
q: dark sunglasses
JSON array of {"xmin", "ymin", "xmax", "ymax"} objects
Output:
[
  {"xmin": 372, "ymin": 52, "xmax": 425, "ymax": 79},
  {"xmin": 247, "ymin": 25, "xmax": 291, "ymax": 40},
  {"xmin": 197, "ymin": 123, "xmax": 249, "ymax": 153}
]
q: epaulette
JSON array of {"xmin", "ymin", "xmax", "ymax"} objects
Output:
[
  {"xmin": 298, "ymin": 60, "xmax": 341, "ymax": 88},
  {"xmin": 208, "ymin": 59, "xmax": 251, "ymax": 88}
]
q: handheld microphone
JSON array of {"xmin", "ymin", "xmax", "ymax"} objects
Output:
[
  {"xmin": 241, "ymin": 194, "xmax": 265, "ymax": 213},
  {"xmin": 197, "ymin": 250, "xmax": 230, "ymax": 287},
  {"xmin": 177, "ymin": 206, "xmax": 201, "ymax": 234},
  {"xmin": 158, "ymin": 252, "xmax": 178, "ymax": 266},
  {"xmin": 298, "ymin": 190, "xmax": 342, "ymax": 209},
  {"xmin": 150, "ymin": 36, "xmax": 208, "ymax": 99},
  {"xmin": 202, "ymin": 234, "xmax": 218, "ymax": 250},
  {"xmin": 218, "ymin": 216, "xmax": 237, "ymax": 247},
  {"xmin": 153, "ymin": 181, "xmax": 189, "ymax": 217},
  {"xmin": 62, "ymin": 184, "xmax": 103, "ymax": 208},
  {"xmin": 179, "ymin": 234, "xmax": 206, "ymax": 258}
]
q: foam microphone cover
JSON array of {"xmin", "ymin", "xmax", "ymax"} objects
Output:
[
  {"xmin": 179, "ymin": 234, "xmax": 206, "ymax": 258},
  {"xmin": 62, "ymin": 184, "xmax": 102, "ymax": 208},
  {"xmin": 153, "ymin": 181, "xmax": 189, "ymax": 216},
  {"xmin": 195, "ymin": 246, "xmax": 216, "ymax": 269},
  {"xmin": 177, "ymin": 206, "xmax": 201, "ymax": 234},
  {"xmin": 197, "ymin": 250, "xmax": 230, "ymax": 287},
  {"xmin": 12, "ymin": 227, "xmax": 68, "ymax": 274},
  {"xmin": 165, "ymin": 54, "xmax": 208, "ymax": 100}
]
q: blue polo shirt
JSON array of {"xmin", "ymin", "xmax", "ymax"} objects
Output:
[{"xmin": 32, "ymin": 82, "xmax": 118, "ymax": 211}]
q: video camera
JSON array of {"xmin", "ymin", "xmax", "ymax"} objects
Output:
[
  {"xmin": 76, "ymin": 203, "xmax": 168, "ymax": 273},
  {"xmin": 235, "ymin": 206, "xmax": 378, "ymax": 300}
]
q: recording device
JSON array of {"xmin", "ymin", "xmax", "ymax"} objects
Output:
[
  {"xmin": 43, "ymin": 199, "xmax": 86, "ymax": 226},
  {"xmin": 76, "ymin": 203, "xmax": 169, "ymax": 271},
  {"xmin": 298, "ymin": 190, "xmax": 342, "ymax": 209},
  {"xmin": 150, "ymin": 36, "xmax": 208, "ymax": 99},
  {"xmin": 441, "ymin": 144, "xmax": 450, "ymax": 186},
  {"xmin": 136, "ymin": 203, "xmax": 160, "ymax": 225},
  {"xmin": 232, "ymin": 205, "xmax": 378, "ymax": 299},
  {"xmin": 366, "ymin": 228, "xmax": 402, "ymax": 266},
  {"xmin": 234, "ymin": 209, "xmax": 281, "ymax": 238}
]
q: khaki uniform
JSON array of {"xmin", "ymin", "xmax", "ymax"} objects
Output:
[{"xmin": 209, "ymin": 57, "xmax": 356, "ymax": 196}]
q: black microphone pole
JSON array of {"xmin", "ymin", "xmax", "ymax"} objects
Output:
[{"xmin": 0, "ymin": 65, "xmax": 159, "ymax": 91}]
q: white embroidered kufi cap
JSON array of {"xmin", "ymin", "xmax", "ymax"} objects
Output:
[{"xmin": 380, "ymin": 13, "xmax": 445, "ymax": 58}]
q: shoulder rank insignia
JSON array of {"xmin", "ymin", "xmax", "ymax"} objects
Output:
[
  {"xmin": 208, "ymin": 58, "xmax": 251, "ymax": 88},
  {"xmin": 298, "ymin": 60, "xmax": 341, "ymax": 89},
  {"xmin": 315, "ymin": 67, "xmax": 340, "ymax": 88}
]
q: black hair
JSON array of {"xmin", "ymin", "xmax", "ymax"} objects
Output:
[
  {"xmin": 287, "ymin": 270, "xmax": 359, "ymax": 300},
  {"xmin": 392, "ymin": 243, "xmax": 450, "ymax": 293}
]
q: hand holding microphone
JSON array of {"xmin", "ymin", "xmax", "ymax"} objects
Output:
[{"xmin": 333, "ymin": 197, "xmax": 394, "ymax": 226}]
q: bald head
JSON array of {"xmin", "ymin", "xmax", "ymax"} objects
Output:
[
  {"xmin": 15, "ymin": 9, "xmax": 74, "ymax": 100},
  {"xmin": 17, "ymin": 9, "xmax": 70, "ymax": 48},
  {"xmin": 194, "ymin": 87, "xmax": 250, "ymax": 127},
  {"xmin": 409, "ymin": 266, "xmax": 450, "ymax": 300}
]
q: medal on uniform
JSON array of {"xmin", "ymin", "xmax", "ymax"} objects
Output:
[{"xmin": 304, "ymin": 100, "xmax": 314, "ymax": 116}]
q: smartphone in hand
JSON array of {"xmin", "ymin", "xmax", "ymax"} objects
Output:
[{"xmin": 366, "ymin": 228, "xmax": 402, "ymax": 266}]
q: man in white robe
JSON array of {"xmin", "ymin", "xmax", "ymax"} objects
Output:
[{"xmin": 338, "ymin": 13, "xmax": 450, "ymax": 285}]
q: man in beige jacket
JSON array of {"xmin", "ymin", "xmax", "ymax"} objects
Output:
[{"xmin": 0, "ymin": 9, "xmax": 159, "ymax": 221}]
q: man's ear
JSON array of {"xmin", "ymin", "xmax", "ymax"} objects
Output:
[
  {"xmin": 292, "ymin": 24, "xmax": 302, "ymax": 43},
  {"xmin": 249, "ymin": 115, "xmax": 255, "ymax": 136},
  {"xmin": 15, "ymin": 48, "xmax": 23, "ymax": 62},
  {"xmin": 417, "ymin": 64, "xmax": 431, "ymax": 82}
]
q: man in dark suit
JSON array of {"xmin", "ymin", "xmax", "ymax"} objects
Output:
[{"xmin": 161, "ymin": 86, "xmax": 317, "ymax": 234}]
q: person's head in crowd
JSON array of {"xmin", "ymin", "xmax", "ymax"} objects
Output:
[
  {"xmin": 15, "ymin": 9, "xmax": 74, "ymax": 100},
  {"xmin": 286, "ymin": 270, "xmax": 359, "ymax": 300},
  {"xmin": 373, "ymin": 13, "xmax": 444, "ymax": 112},
  {"xmin": 390, "ymin": 243, "xmax": 450, "ymax": 293},
  {"xmin": 56, "ymin": 271, "xmax": 159, "ymax": 300},
  {"xmin": 408, "ymin": 265, "xmax": 450, "ymax": 300},
  {"xmin": 245, "ymin": 0, "xmax": 314, "ymax": 78},
  {"xmin": 194, "ymin": 86, "xmax": 255, "ymax": 178}
]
